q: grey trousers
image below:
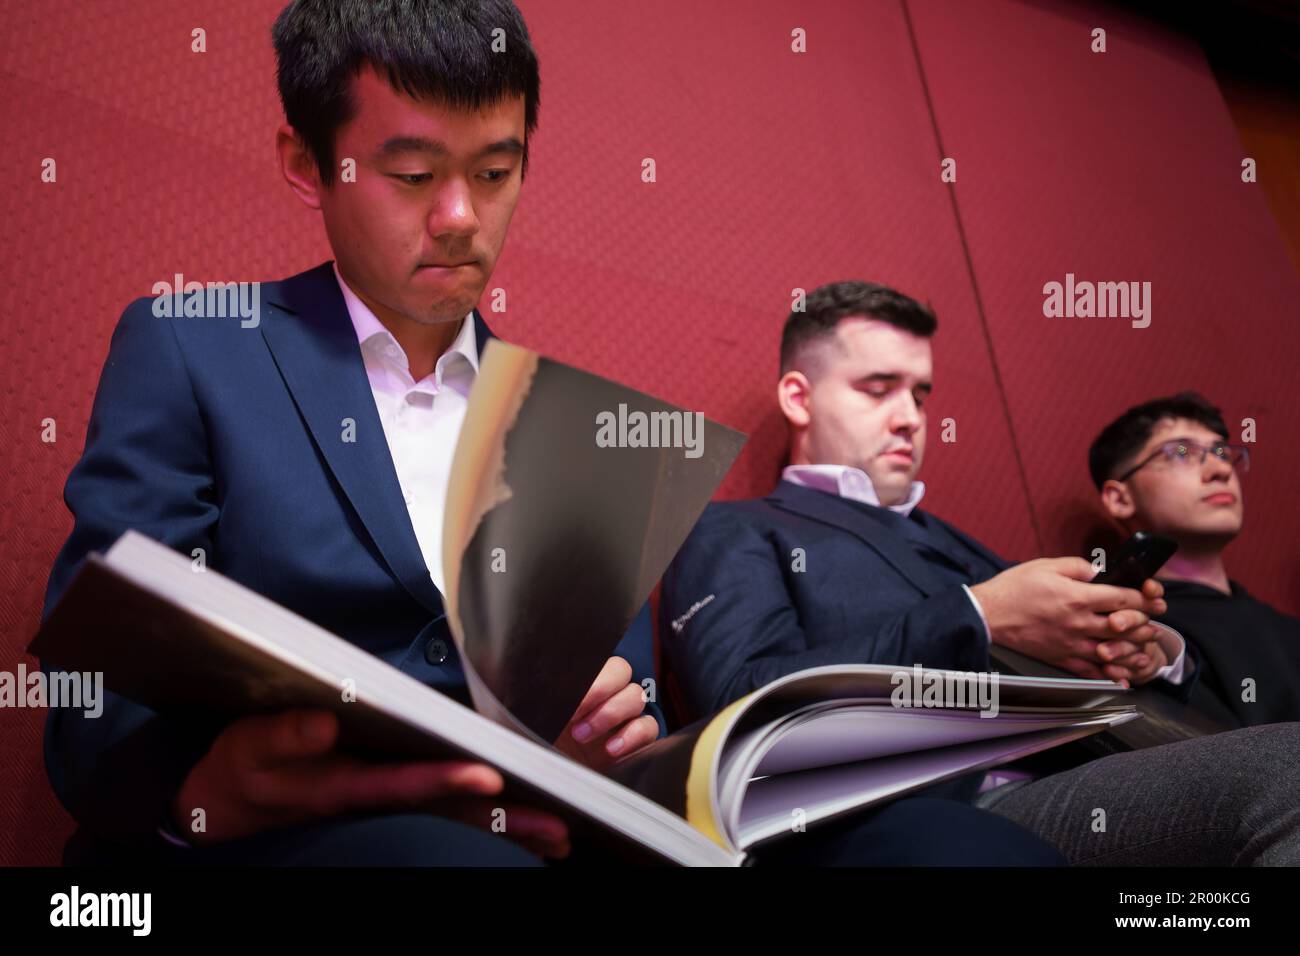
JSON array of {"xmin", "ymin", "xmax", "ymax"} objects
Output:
[{"xmin": 976, "ymin": 723, "xmax": 1300, "ymax": 865}]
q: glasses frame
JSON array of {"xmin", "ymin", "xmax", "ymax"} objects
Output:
[{"xmin": 1115, "ymin": 438, "xmax": 1251, "ymax": 482}]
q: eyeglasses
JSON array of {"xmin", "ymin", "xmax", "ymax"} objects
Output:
[{"xmin": 1116, "ymin": 439, "xmax": 1251, "ymax": 482}]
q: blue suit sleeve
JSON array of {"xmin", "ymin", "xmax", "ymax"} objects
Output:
[
  {"xmin": 661, "ymin": 506, "xmax": 990, "ymax": 721},
  {"xmin": 612, "ymin": 602, "xmax": 666, "ymax": 737},
  {"xmin": 40, "ymin": 298, "xmax": 220, "ymax": 846}
]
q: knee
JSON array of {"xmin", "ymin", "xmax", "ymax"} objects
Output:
[
  {"xmin": 1244, "ymin": 722, "xmax": 1300, "ymax": 755},
  {"xmin": 1194, "ymin": 723, "xmax": 1300, "ymax": 781}
]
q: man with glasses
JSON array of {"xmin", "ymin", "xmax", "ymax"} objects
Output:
[{"xmin": 1090, "ymin": 393, "xmax": 1300, "ymax": 727}]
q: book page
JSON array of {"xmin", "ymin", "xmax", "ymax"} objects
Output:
[
  {"xmin": 442, "ymin": 340, "xmax": 746, "ymax": 743},
  {"xmin": 736, "ymin": 713, "xmax": 1139, "ymax": 849}
]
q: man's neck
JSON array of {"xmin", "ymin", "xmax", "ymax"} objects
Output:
[
  {"xmin": 783, "ymin": 455, "xmax": 914, "ymax": 509},
  {"xmin": 1158, "ymin": 544, "xmax": 1232, "ymax": 595},
  {"xmin": 386, "ymin": 318, "xmax": 462, "ymax": 383},
  {"xmin": 342, "ymin": 272, "xmax": 465, "ymax": 381}
]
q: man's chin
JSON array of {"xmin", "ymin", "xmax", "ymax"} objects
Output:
[
  {"xmin": 872, "ymin": 480, "xmax": 915, "ymax": 508},
  {"xmin": 1168, "ymin": 520, "xmax": 1241, "ymax": 550},
  {"xmin": 1196, "ymin": 519, "xmax": 1244, "ymax": 541},
  {"xmin": 406, "ymin": 296, "xmax": 478, "ymax": 326},
  {"xmin": 875, "ymin": 465, "xmax": 918, "ymax": 495}
]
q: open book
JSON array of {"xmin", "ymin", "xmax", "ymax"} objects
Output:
[
  {"xmin": 989, "ymin": 645, "xmax": 1228, "ymax": 755},
  {"xmin": 32, "ymin": 341, "xmax": 1138, "ymax": 866}
]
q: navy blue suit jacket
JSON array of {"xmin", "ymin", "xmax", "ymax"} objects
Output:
[
  {"xmin": 660, "ymin": 480, "xmax": 1008, "ymax": 721},
  {"xmin": 41, "ymin": 261, "xmax": 662, "ymax": 847}
]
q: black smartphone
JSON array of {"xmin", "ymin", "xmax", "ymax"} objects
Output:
[{"xmin": 1091, "ymin": 531, "xmax": 1177, "ymax": 589}]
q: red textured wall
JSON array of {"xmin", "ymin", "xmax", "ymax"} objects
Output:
[
  {"xmin": 1, "ymin": 0, "xmax": 1295, "ymax": 864},
  {"xmin": 910, "ymin": 0, "xmax": 1300, "ymax": 597}
]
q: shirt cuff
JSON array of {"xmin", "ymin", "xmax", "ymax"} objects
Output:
[
  {"xmin": 961, "ymin": 584, "xmax": 993, "ymax": 646},
  {"xmin": 1149, "ymin": 621, "xmax": 1189, "ymax": 685}
]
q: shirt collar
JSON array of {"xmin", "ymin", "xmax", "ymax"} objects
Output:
[
  {"xmin": 781, "ymin": 463, "xmax": 926, "ymax": 517},
  {"xmin": 332, "ymin": 261, "xmax": 478, "ymax": 387}
]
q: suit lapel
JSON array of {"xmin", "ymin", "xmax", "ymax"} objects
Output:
[
  {"xmin": 918, "ymin": 511, "xmax": 1010, "ymax": 576},
  {"xmin": 259, "ymin": 261, "xmax": 495, "ymax": 616},
  {"xmin": 766, "ymin": 480, "xmax": 952, "ymax": 597}
]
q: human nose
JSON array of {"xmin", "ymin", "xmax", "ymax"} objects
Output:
[
  {"xmin": 427, "ymin": 178, "xmax": 479, "ymax": 240},
  {"xmin": 891, "ymin": 392, "xmax": 922, "ymax": 432},
  {"xmin": 1203, "ymin": 448, "xmax": 1234, "ymax": 481}
]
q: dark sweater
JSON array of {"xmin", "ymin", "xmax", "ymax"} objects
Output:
[{"xmin": 1158, "ymin": 579, "xmax": 1300, "ymax": 728}]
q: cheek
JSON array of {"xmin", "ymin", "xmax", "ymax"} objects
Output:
[
  {"xmin": 351, "ymin": 180, "xmax": 422, "ymax": 234},
  {"xmin": 324, "ymin": 188, "xmax": 386, "ymax": 250},
  {"xmin": 1125, "ymin": 478, "xmax": 1170, "ymax": 522},
  {"xmin": 1162, "ymin": 474, "xmax": 1207, "ymax": 519},
  {"xmin": 866, "ymin": 408, "xmax": 896, "ymax": 448},
  {"xmin": 809, "ymin": 400, "xmax": 855, "ymax": 456},
  {"xmin": 836, "ymin": 399, "xmax": 880, "ymax": 445},
  {"xmin": 479, "ymin": 199, "xmax": 518, "ymax": 262}
]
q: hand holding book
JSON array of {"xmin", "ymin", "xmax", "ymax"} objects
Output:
[
  {"xmin": 168, "ymin": 707, "xmax": 533, "ymax": 850},
  {"xmin": 169, "ymin": 654, "xmax": 660, "ymax": 856},
  {"xmin": 554, "ymin": 656, "xmax": 661, "ymax": 770}
]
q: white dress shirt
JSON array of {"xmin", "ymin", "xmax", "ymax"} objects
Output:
[
  {"xmin": 780, "ymin": 463, "xmax": 1187, "ymax": 683},
  {"xmin": 334, "ymin": 262, "xmax": 478, "ymax": 598}
]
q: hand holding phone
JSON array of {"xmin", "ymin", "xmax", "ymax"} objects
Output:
[{"xmin": 1091, "ymin": 531, "xmax": 1177, "ymax": 589}]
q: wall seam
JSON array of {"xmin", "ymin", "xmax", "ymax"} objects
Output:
[{"xmin": 900, "ymin": 0, "xmax": 1046, "ymax": 556}]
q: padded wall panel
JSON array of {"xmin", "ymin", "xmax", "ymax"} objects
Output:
[
  {"xmin": 499, "ymin": 0, "xmax": 1037, "ymax": 554},
  {"xmin": 912, "ymin": 0, "xmax": 1300, "ymax": 613}
]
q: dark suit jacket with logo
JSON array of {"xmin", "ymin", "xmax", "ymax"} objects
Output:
[
  {"xmin": 40, "ymin": 261, "xmax": 661, "ymax": 849},
  {"xmin": 659, "ymin": 479, "xmax": 1008, "ymax": 722}
]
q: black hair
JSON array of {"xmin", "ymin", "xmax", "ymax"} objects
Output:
[
  {"xmin": 272, "ymin": 0, "xmax": 540, "ymax": 187},
  {"xmin": 779, "ymin": 281, "xmax": 937, "ymax": 375},
  {"xmin": 1088, "ymin": 391, "xmax": 1229, "ymax": 488}
]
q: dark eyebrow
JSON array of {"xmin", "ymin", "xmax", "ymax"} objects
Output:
[
  {"xmin": 375, "ymin": 135, "xmax": 525, "ymax": 161},
  {"xmin": 852, "ymin": 373, "xmax": 932, "ymax": 392}
]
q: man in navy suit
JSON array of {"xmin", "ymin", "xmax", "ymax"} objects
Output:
[
  {"xmin": 42, "ymin": 0, "xmax": 664, "ymax": 867},
  {"xmin": 661, "ymin": 280, "xmax": 1300, "ymax": 865},
  {"xmin": 40, "ymin": 1, "xmax": 1063, "ymax": 866}
]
